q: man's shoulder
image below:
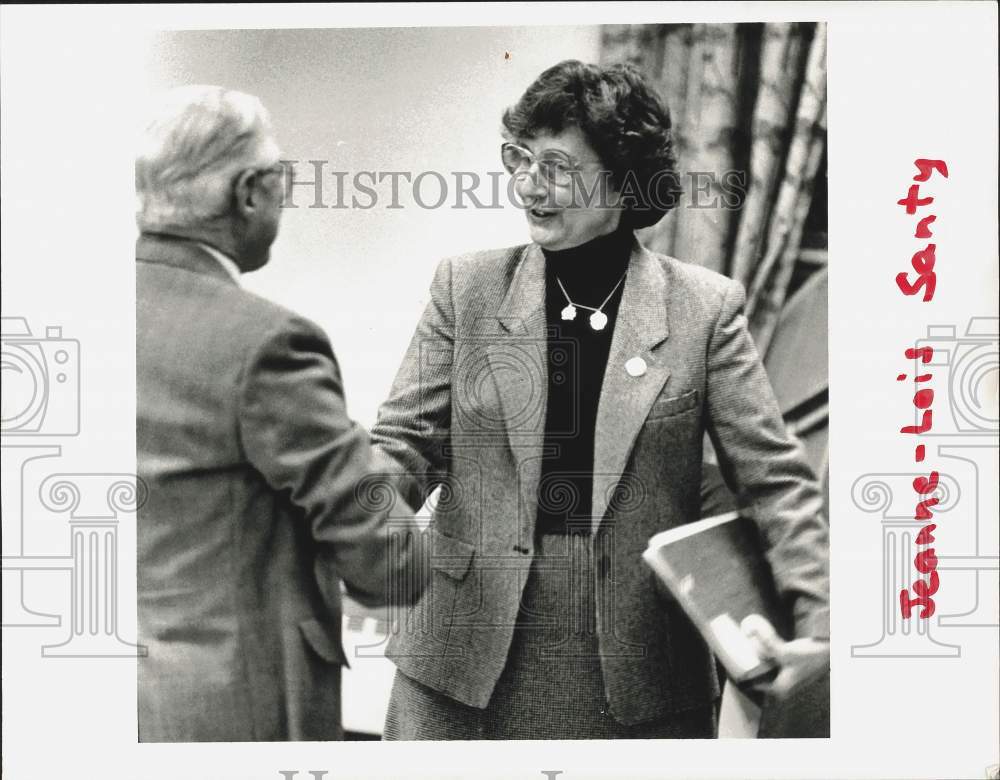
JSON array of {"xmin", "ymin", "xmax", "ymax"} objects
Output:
[
  {"xmin": 228, "ymin": 282, "xmax": 309, "ymax": 329},
  {"xmin": 137, "ymin": 262, "xmax": 327, "ymax": 360},
  {"xmin": 209, "ymin": 284, "xmax": 332, "ymax": 362}
]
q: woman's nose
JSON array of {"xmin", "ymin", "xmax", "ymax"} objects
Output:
[{"xmin": 513, "ymin": 164, "xmax": 548, "ymax": 204}]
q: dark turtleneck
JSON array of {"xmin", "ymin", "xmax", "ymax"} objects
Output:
[{"xmin": 536, "ymin": 225, "xmax": 634, "ymax": 536}]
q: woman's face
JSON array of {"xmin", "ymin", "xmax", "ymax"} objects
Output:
[{"xmin": 510, "ymin": 126, "xmax": 622, "ymax": 251}]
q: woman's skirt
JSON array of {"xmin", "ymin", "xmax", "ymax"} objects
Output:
[{"xmin": 383, "ymin": 532, "xmax": 716, "ymax": 740}]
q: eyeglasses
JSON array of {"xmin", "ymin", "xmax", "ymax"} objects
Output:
[{"xmin": 500, "ymin": 142, "xmax": 601, "ymax": 186}]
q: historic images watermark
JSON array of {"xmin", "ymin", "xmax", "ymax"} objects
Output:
[{"xmin": 277, "ymin": 160, "xmax": 747, "ymax": 213}]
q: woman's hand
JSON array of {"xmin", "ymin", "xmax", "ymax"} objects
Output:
[{"xmin": 741, "ymin": 614, "xmax": 830, "ymax": 700}]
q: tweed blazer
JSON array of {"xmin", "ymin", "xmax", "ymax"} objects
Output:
[
  {"xmin": 371, "ymin": 238, "xmax": 830, "ymax": 726},
  {"xmin": 136, "ymin": 233, "xmax": 425, "ymax": 741}
]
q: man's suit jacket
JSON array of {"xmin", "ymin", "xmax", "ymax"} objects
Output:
[
  {"xmin": 136, "ymin": 233, "xmax": 423, "ymax": 741},
  {"xmin": 371, "ymin": 238, "xmax": 830, "ymax": 727}
]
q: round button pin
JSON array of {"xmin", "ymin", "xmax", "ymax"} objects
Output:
[{"xmin": 625, "ymin": 357, "xmax": 647, "ymax": 377}]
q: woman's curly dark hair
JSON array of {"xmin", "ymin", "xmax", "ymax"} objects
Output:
[{"xmin": 502, "ymin": 60, "xmax": 681, "ymax": 230}]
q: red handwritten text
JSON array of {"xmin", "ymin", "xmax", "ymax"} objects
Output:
[
  {"xmin": 895, "ymin": 158, "xmax": 947, "ymax": 620},
  {"xmin": 897, "ymin": 352, "xmax": 940, "ymax": 617},
  {"xmin": 895, "ymin": 159, "xmax": 948, "ymax": 302}
]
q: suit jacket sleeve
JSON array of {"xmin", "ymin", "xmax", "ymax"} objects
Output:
[
  {"xmin": 705, "ymin": 279, "xmax": 830, "ymax": 640},
  {"xmin": 369, "ymin": 257, "xmax": 455, "ymax": 510},
  {"xmin": 238, "ymin": 313, "xmax": 427, "ymax": 608}
]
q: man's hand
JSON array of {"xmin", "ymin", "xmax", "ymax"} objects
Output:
[{"xmin": 741, "ymin": 614, "xmax": 830, "ymax": 700}]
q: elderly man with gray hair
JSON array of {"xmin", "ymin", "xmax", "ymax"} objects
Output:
[{"xmin": 136, "ymin": 85, "xmax": 426, "ymax": 742}]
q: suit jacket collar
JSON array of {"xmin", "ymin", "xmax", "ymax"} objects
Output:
[
  {"xmin": 136, "ymin": 232, "xmax": 239, "ymax": 286},
  {"xmin": 492, "ymin": 237, "xmax": 674, "ymax": 532}
]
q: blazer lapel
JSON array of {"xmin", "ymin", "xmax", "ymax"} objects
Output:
[
  {"xmin": 591, "ymin": 241, "xmax": 672, "ymax": 529},
  {"xmin": 488, "ymin": 244, "xmax": 549, "ymax": 533}
]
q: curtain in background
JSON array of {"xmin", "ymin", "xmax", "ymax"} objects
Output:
[
  {"xmin": 602, "ymin": 25, "xmax": 832, "ymax": 740},
  {"xmin": 600, "ymin": 22, "xmax": 827, "ymax": 356}
]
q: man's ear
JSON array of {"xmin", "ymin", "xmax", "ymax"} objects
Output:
[{"xmin": 233, "ymin": 169, "xmax": 259, "ymax": 217}]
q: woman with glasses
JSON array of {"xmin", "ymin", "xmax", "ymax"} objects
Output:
[{"xmin": 372, "ymin": 60, "xmax": 830, "ymax": 740}]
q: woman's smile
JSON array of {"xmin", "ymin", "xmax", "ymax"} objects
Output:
[
  {"xmin": 528, "ymin": 204, "xmax": 558, "ymax": 217},
  {"xmin": 527, "ymin": 204, "xmax": 560, "ymax": 221}
]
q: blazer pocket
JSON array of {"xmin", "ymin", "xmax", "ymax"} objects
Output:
[
  {"xmin": 299, "ymin": 618, "xmax": 350, "ymax": 668},
  {"xmin": 430, "ymin": 527, "xmax": 477, "ymax": 581},
  {"xmin": 647, "ymin": 388, "xmax": 699, "ymax": 421}
]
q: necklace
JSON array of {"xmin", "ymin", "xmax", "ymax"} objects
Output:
[{"xmin": 556, "ymin": 272, "xmax": 627, "ymax": 332}]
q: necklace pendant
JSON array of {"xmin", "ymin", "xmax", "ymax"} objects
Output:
[
  {"xmin": 589, "ymin": 310, "xmax": 608, "ymax": 331},
  {"xmin": 561, "ymin": 303, "xmax": 577, "ymax": 321}
]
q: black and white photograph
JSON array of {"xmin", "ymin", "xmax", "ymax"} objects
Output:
[
  {"xmin": 135, "ymin": 22, "xmax": 830, "ymax": 742},
  {"xmin": 1, "ymin": 3, "xmax": 997, "ymax": 779}
]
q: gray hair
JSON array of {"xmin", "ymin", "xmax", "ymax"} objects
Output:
[{"xmin": 136, "ymin": 85, "xmax": 279, "ymax": 231}]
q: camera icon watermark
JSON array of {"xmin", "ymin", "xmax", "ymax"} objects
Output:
[
  {"xmin": 1, "ymin": 317, "xmax": 80, "ymax": 437},
  {"xmin": 914, "ymin": 316, "xmax": 998, "ymax": 437},
  {"xmin": 913, "ymin": 318, "xmax": 999, "ymax": 628},
  {"xmin": 422, "ymin": 329, "xmax": 580, "ymax": 440}
]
